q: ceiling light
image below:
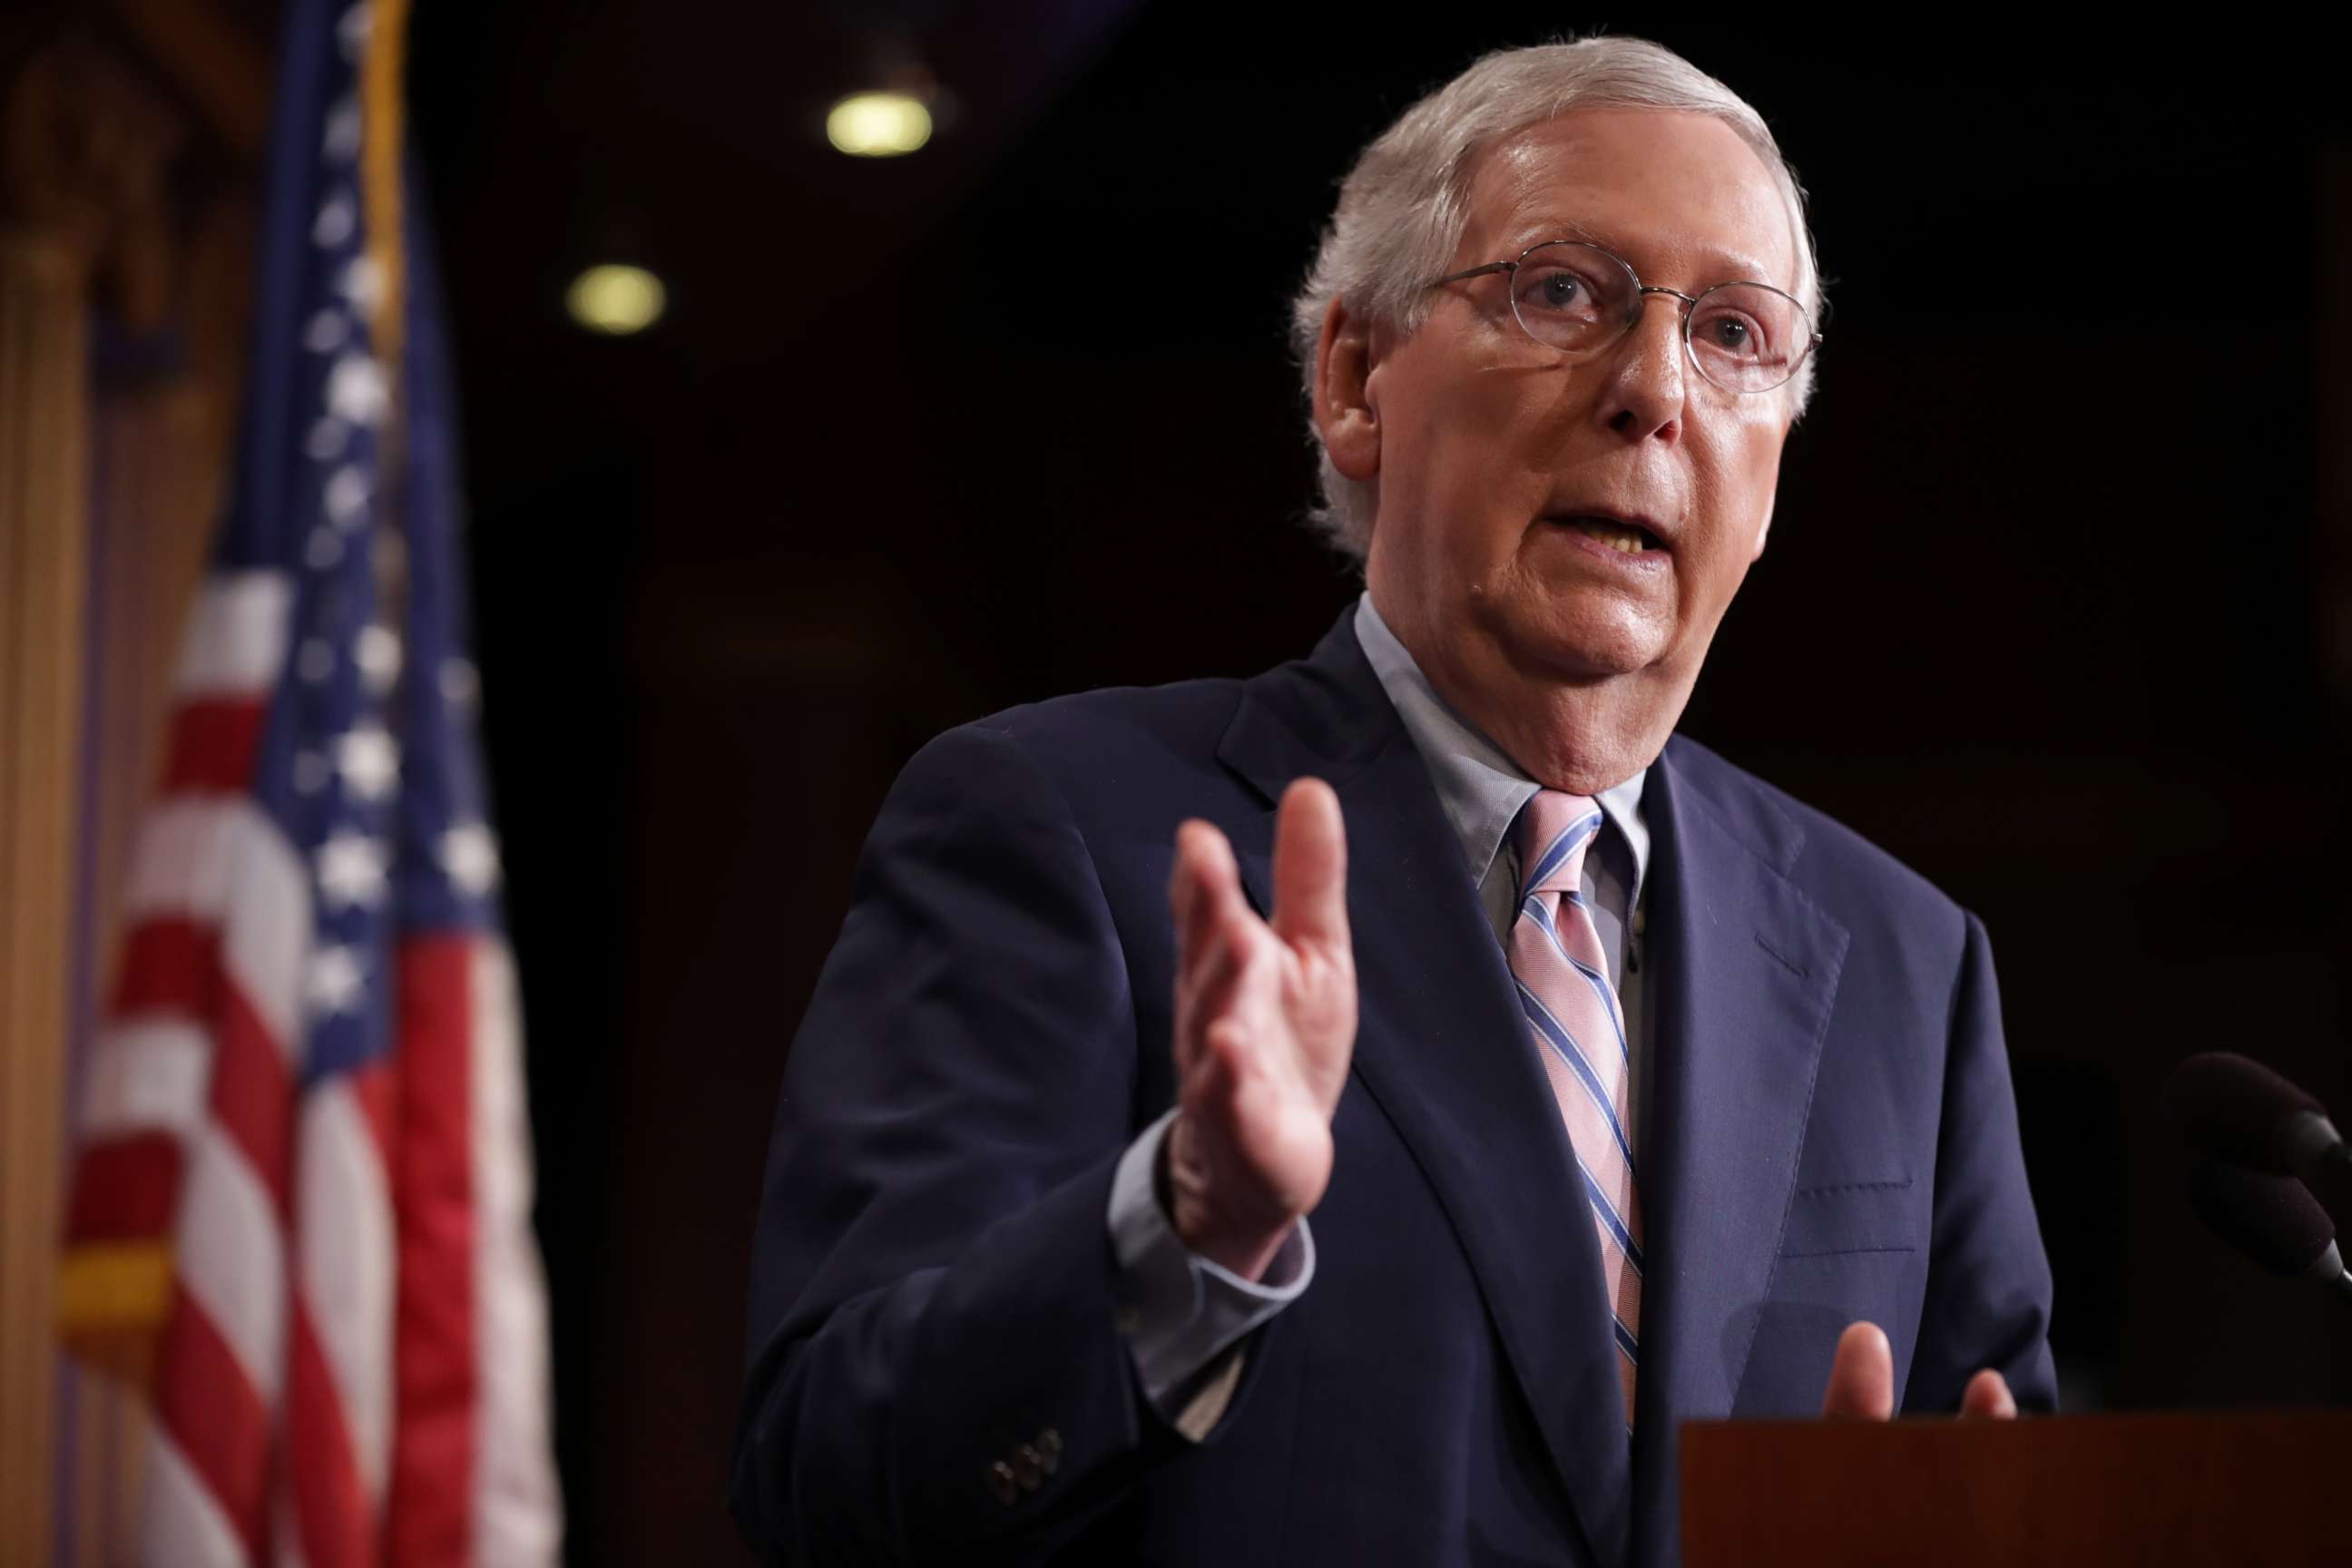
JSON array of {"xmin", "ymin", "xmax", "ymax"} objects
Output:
[
  {"xmin": 826, "ymin": 93, "xmax": 932, "ymax": 158},
  {"xmin": 565, "ymin": 264, "xmax": 666, "ymax": 335}
]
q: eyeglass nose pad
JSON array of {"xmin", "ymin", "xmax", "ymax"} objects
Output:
[
  {"xmin": 1627, "ymin": 287, "xmax": 1685, "ymax": 326},
  {"xmin": 1619, "ymin": 289, "xmax": 1693, "ymax": 359}
]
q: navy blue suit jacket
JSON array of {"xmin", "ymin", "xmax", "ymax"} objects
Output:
[{"xmin": 732, "ymin": 612, "xmax": 2056, "ymax": 1566}]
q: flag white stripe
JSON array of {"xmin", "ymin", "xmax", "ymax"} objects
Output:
[
  {"xmin": 78, "ymin": 1018, "xmax": 212, "ymax": 1138},
  {"xmin": 142, "ymin": 1427, "xmax": 250, "ymax": 1568},
  {"xmin": 219, "ymin": 813, "xmax": 312, "ymax": 1058},
  {"xmin": 298, "ymin": 1079, "xmax": 397, "ymax": 1501},
  {"xmin": 122, "ymin": 799, "xmax": 245, "ymax": 921},
  {"xmin": 172, "ymin": 571, "xmax": 295, "ymax": 697},
  {"xmin": 471, "ymin": 938, "xmax": 564, "ymax": 1563},
  {"xmin": 179, "ymin": 1119, "xmax": 287, "ymax": 1405},
  {"xmin": 116, "ymin": 800, "xmax": 311, "ymax": 1058}
]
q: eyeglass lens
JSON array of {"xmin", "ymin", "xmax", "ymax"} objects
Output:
[{"xmin": 1507, "ymin": 242, "xmax": 1808, "ymax": 392}]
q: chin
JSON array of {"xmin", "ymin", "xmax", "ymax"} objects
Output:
[{"xmin": 1498, "ymin": 601, "xmax": 1671, "ymax": 683}]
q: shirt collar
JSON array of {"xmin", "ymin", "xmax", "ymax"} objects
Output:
[{"xmin": 1351, "ymin": 592, "xmax": 1650, "ymax": 897}]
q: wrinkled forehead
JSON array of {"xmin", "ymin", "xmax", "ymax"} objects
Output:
[{"xmin": 1457, "ymin": 109, "xmax": 1800, "ymax": 296}]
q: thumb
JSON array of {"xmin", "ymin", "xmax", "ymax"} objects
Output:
[
  {"xmin": 1270, "ymin": 778, "xmax": 1348, "ymax": 951},
  {"xmin": 1819, "ymin": 1321, "xmax": 1896, "ymax": 1421}
]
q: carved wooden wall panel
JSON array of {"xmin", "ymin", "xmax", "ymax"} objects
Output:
[{"xmin": 0, "ymin": 7, "xmax": 263, "ymax": 1560}]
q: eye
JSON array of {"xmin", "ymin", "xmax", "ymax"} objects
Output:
[
  {"xmin": 1688, "ymin": 285, "xmax": 1801, "ymax": 376},
  {"xmin": 1691, "ymin": 306, "xmax": 1782, "ymax": 372},
  {"xmin": 1512, "ymin": 260, "xmax": 1614, "ymax": 343},
  {"xmin": 1711, "ymin": 317, "xmax": 1749, "ymax": 348},
  {"xmin": 1532, "ymin": 271, "xmax": 1588, "ymax": 311}
]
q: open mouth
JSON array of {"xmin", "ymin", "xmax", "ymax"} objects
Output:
[{"xmin": 1549, "ymin": 515, "xmax": 1666, "ymax": 555}]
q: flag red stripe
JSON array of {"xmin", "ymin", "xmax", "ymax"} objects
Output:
[
  {"xmin": 153, "ymin": 1287, "xmax": 273, "ymax": 1557},
  {"xmin": 64, "ymin": 1134, "xmax": 184, "ymax": 1241},
  {"xmin": 388, "ymin": 936, "xmax": 476, "ymax": 1564},
  {"xmin": 160, "ymin": 698, "xmax": 272, "ymax": 795},
  {"xmin": 112, "ymin": 919, "xmax": 222, "ymax": 1018},
  {"xmin": 210, "ymin": 978, "xmax": 295, "ymax": 1213},
  {"xmin": 289, "ymin": 1302, "xmax": 374, "ymax": 1568}
]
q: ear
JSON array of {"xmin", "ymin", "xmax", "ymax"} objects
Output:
[
  {"xmin": 1749, "ymin": 485, "xmax": 1778, "ymax": 562},
  {"xmin": 1313, "ymin": 292, "xmax": 1381, "ymax": 485}
]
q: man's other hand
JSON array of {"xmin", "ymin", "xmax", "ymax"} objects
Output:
[
  {"xmin": 1163, "ymin": 779, "xmax": 1357, "ymax": 1280},
  {"xmin": 1818, "ymin": 1321, "xmax": 2018, "ymax": 1421}
]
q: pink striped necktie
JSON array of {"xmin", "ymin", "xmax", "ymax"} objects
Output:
[{"xmin": 1508, "ymin": 789, "xmax": 1642, "ymax": 1426}]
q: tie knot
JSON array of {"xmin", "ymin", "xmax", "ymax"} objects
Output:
[{"xmin": 1516, "ymin": 789, "xmax": 1602, "ymax": 900}]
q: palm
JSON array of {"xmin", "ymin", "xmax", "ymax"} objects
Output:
[{"xmin": 1165, "ymin": 779, "xmax": 1356, "ymax": 1279}]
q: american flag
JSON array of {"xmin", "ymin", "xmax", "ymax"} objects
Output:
[{"xmin": 56, "ymin": 0, "xmax": 562, "ymax": 1562}]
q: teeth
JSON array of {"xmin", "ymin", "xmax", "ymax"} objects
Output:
[{"xmin": 1570, "ymin": 519, "xmax": 1648, "ymax": 554}]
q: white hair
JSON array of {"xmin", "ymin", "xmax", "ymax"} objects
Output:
[{"xmin": 1289, "ymin": 36, "xmax": 1825, "ymax": 560}]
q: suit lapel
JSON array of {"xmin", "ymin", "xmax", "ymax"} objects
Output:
[
  {"xmin": 1627, "ymin": 740, "xmax": 1851, "ymax": 1564},
  {"xmin": 1218, "ymin": 614, "xmax": 1633, "ymax": 1568}
]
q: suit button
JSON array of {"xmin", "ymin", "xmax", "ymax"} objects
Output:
[
  {"xmin": 985, "ymin": 1461, "xmax": 1019, "ymax": 1504},
  {"xmin": 1012, "ymin": 1446, "xmax": 1044, "ymax": 1491},
  {"xmin": 1037, "ymin": 1427, "xmax": 1062, "ymax": 1475}
]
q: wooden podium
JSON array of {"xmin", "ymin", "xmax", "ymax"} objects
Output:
[{"xmin": 1681, "ymin": 1410, "xmax": 2352, "ymax": 1567}]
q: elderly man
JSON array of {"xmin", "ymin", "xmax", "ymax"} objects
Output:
[{"xmin": 732, "ymin": 35, "xmax": 2054, "ymax": 1568}]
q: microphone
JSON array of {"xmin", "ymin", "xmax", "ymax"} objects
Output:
[
  {"xmin": 2187, "ymin": 1158, "xmax": 2352, "ymax": 1301},
  {"xmin": 2161, "ymin": 1053, "xmax": 2352, "ymax": 1230}
]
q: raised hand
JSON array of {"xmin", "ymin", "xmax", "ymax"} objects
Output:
[
  {"xmin": 1162, "ymin": 779, "xmax": 1357, "ymax": 1280},
  {"xmin": 1819, "ymin": 1322, "xmax": 2017, "ymax": 1420}
]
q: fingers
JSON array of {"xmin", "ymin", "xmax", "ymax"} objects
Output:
[
  {"xmin": 1170, "ymin": 821, "xmax": 1257, "ymax": 1058},
  {"xmin": 1181, "ymin": 914, "xmax": 1254, "ymax": 1054},
  {"xmin": 1271, "ymin": 779, "xmax": 1349, "ymax": 952},
  {"xmin": 1171, "ymin": 784, "xmax": 1349, "ymax": 960},
  {"xmin": 1960, "ymin": 1368, "xmax": 2017, "ymax": 1420},
  {"xmin": 1171, "ymin": 819, "xmax": 1243, "ymax": 974},
  {"xmin": 1818, "ymin": 1329, "xmax": 2016, "ymax": 1423},
  {"xmin": 1819, "ymin": 1321, "xmax": 1896, "ymax": 1421}
]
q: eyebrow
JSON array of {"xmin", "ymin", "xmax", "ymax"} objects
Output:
[{"xmin": 1505, "ymin": 219, "xmax": 1783, "ymax": 289}]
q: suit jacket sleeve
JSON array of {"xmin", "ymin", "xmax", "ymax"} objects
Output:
[
  {"xmin": 730, "ymin": 720, "xmax": 1242, "ymax": 1563},
  {"xmin": 1902, "ymin": 909, "xmax": 2060, "ymax": 1414}
]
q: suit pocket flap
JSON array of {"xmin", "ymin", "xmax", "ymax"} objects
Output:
[{"xmin": 1779, "ymin": 1178, "xmax": 1919, "ymax": 1257}]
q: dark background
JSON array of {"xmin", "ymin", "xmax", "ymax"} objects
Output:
[{"xmin": 406, "ymin": 5, "xmax": 2352, "ymax": 1562}]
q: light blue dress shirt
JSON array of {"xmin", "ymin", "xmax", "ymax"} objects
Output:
[{"xmin": 1109, "ymin": 593, "xmax": 1652, "ymax": 1426}]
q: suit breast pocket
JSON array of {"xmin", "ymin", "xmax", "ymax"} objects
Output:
[
  {"xmin": 1733, "ymin": 1181, "xmax": 1931, "ymax": 1416},
  {"xmin": 1778, "ymin": 1178, "xmax": 1921, "ymax": 1259}
]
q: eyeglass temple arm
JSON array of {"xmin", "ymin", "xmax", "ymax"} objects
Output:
[{"xmin": 1430, "ymin": 260, "xmax": 1512, "ymax": 288}]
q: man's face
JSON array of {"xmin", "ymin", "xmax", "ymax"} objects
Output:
[{"xmin": 1355, "ymin": 109, "xmax": 1798, "ymax": 719}]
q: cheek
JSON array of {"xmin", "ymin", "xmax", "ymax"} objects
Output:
[
  {"xmin": 1396, "ymin": 389, "xmax": 1554, "ymax": 571},
  {"xmin": 1451, "ymin": 383, "xmax": 1584, "ymax": 516},
  {"xmin": 1693, "ymin": 421, "xmax": 1788, "ymax": 556}
]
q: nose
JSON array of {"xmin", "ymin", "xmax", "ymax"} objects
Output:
[{"xmin": 1595, "ymin": 289, "xmax": 1688, "ymax": 445}]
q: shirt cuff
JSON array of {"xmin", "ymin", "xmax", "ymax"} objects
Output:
[{"xmin": 1107, "ymin": 1108, "xmax": 1315, "ymax": 1419}]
